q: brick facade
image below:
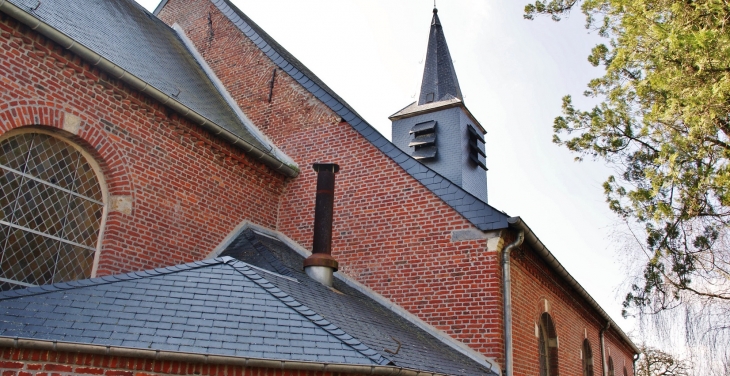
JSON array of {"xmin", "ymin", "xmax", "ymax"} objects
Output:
[
  {"xmin": 0, "ymin": 348, "xmax": 367, "ymax": 376},
  {"xmin": 0, "ymin": 13, "xmax": 287, "ymax": 276},
  {"xmin": 510, "ymin": 242, "xmax": 635, "ymax": 376},
  {"xmin": 157, "ymin": 0, "xmax": 506, "ymax": 361},
  {"xmin": 0, "ymin": 0, "xmax": 639, "ymax": 374}
]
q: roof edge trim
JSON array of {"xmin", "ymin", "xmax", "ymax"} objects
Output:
[
  {"xmin": 389, "ymin": 101, "xmax": 486, "ymax": 134},
  {"xmin": 207, "ymin": 220, "xmax": 503, "ymax": 375},
  {"xmin": 152, "ymin": 0, "xmax": 168, "ymax": 16},
  {"xmin": 0, "ymin": 337, "xmax": 450, "ymax": 376},
  {"xmin": 507, "ymin": 216, "xmax": 640, "ymax": 354},
  {"xmin": 0, "ymin": 258, "xmax": 226, "ymax": 300},
  {"xmin": 171, "ymin": 24, "xmax": 296, "ymax": 168},
  {"xmin": 0, "ymin": 0, "xmax": 299, "ymax": 178}
]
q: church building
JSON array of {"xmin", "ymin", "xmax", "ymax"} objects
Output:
[{"xmin": 0, "ymin": 0, "xmax": 638, "ymax": 375}]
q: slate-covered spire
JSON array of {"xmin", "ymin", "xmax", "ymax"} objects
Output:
[{"xmin": 418, "ymin": 8, "xmax": 463, "ymax": 106}]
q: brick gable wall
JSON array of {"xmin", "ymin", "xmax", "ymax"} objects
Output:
[
  {"xmin": 0, "ymin": 13, "xmax": 287, "ymax": 276},
  {"xmin": 156, "ymin": 0, "xmax": 507, "ymax": 362}
]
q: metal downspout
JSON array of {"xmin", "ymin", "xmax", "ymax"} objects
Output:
[
  {"xmin": 600, "ymin": 321, "xmax": 611, "ymax": 376},
  {"xmin": 502, "ymin": 230, "xmax": 524, "ymax": 376}
]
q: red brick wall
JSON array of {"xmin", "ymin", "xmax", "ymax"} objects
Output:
[
  {"xmin": 0, "ymin": 14, "xmax": 287, "ymax": 276},
  {"xmin": 0, "ymin": 348, "xmax": 367, "ymax": 376},
  {"xmin": 510, "ymin": 241, "xmax": 635, "ymax": 376},
  {"xmin": 157, "ymin": 0, "xmax": 506, "ymax": 362}
]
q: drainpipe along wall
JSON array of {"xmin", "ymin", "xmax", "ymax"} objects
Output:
[{"xmin": 502, "ymin": 230, "xmax": 524, "ymax": 376}]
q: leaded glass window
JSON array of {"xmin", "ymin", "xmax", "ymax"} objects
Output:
[
  {"xmin": 608, "ymin": 356, "xmax": 615, "ymax": 376},
  {"xmin": 538, "ymin": 312, "xmax": 559, "ymax": 376},
  {"xmin": 583, "ymin": 339, "xmax": 594, "ymax": 376},
  {"xmin": 0, "ymin": 131, "xmax": 105, "ymax": 290}
]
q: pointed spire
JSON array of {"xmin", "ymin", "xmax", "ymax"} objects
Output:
[{"xmin": 418, "ymin": 7, "xmax": 462, "ymax": 106}]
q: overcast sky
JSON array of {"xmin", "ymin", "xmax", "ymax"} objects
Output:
[{"xmin": 136, "ymin": 0, "xmax": 639, "ymax": 336}]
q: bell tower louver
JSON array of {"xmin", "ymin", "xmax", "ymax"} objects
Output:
[{"xmin": 390, "ymin": 8, "xmax": 489, "ymax": 202}]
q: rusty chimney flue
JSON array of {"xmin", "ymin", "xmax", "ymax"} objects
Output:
[{"xmin": 304, "ymin": 163, "xmax": 340, "ymax": 286}]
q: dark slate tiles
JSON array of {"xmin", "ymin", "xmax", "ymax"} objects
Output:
[
  {"xmin": 210, "ymin": 0, "xmax": 509, "ymax": 231},
  {"xmin": 0, "ymin": 259, "xmax": 382, "ymax": 366},
  {"xmin": 222, "ymin": 230, "xmax": 498, "ymax": 376},
  {"xmin": 418, "ymin": 11, "xmax": 463, "ymax": 106},
  {"xmin": 6, "ymin": 0, "xmax": 274, "ymax": 158}
]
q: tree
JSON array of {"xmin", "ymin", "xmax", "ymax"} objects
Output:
[
  {"xmin": 524, "ymin": 0, "xmax": 730, "ymax": 373},
  {"xmin": 636, "ymin": 345, "xmax": 692, "ymax": 376}
]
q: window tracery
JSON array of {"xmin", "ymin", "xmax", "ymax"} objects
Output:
[{"xmin": 0, "ymin": 131, "xmax": 106, "ymax": 290}]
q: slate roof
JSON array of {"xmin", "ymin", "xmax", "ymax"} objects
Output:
[
  {"xmin": 418, "ymin": 9, "xmax": 463, "ymax": 106},
  {"xmin": 0, "ymin": 234, "xmax": 498, "ymax": 375},
  {"xmin": 163, "ymin": 0, "xmax": 511, "ymax": 232},
  {"xmin": 0, "ymin": 258, "xmax": 389, "ymax": 365},
  {"xmin": 220, "ymin": 229, "xmax": 499, "ymax": 376},
  {"xmin": 4, "ymin": 0, "xmax": 279, "ymax": 161}
]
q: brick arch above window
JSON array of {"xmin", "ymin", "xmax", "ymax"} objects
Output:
[{"xmin": 0, "ymin": 107, "xmax": 132, "ymax": 197}]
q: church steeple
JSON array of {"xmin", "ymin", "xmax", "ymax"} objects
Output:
[
  {"xmin": 418, "ymin": 8, "xmax": 462, "ymax": 105},
  {"xmin": 390, "ymin": 7, "xmax": 489, "ymax": 203}
]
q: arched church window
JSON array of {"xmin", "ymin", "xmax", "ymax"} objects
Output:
[
  {"xmin": 608, "ymin": 356, "xmax": 615, "ymax": 376},
  {"xmin": 582, "ymin": 339, "xmax": 594, "ymax": 376},
  {"xmin": 623, "ymin": 366, "xmax": 628, "ymax": 376},
  {"xmin": 538, "ymin": 312, "xmax": 559, "ymax": 376},
  {"xmin": 0, "ymin": 130, "xmax": 106, "ymax": 290}
]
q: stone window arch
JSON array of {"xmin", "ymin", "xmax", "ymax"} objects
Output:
[
  {"xmin": 582, "ymin": 339, "xmax": 594, "ymax": 376},
  {"xmin": 0, "ymin": 129, "xmax": 107, "ymax": 290},
  {"xmin": 538, "ymin": 312, "xmax": 559, "ymax": 376}
]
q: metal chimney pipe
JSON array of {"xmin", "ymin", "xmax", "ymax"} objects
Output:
[{"xmin": 304, "ymin": 163, "xmax": 340, "ymax": 286}]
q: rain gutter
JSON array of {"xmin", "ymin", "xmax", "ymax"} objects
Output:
[
  {"xmin": 506, "ymin": 217, "xmax": 640, "ymax": 355},
  {"xmin": 0, "ymin": 337, "xmax": 456, "ymax": 376},
  {"xmin": 0, "ymin": 0, "xmax": 299, "ymax": 178}
]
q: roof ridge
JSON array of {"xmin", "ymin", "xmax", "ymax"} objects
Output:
[
  {"xmin": 224, "ymin": 259, "xmax": 393, "ymax": 366},
  {"xmin": 242, "ymin": 229, "xmax": 296, "ymax": 278},
  {"xmin": 0, "ymin": 258, "xmax": 228, "ymax": 301},
  {"xmin": 208, "ymin": 0, "xmax": 509, "ymax": 231}
]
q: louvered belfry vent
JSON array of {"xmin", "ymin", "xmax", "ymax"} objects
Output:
[
  {"xmin": 467, "ymin": 125, "xmax": 487, "ymax": 170},
  {"xmin": 409, "ymin": 121, "xmax": 437, "ymax": 160}
]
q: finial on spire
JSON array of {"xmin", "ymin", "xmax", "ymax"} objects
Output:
[{"xmin": 433, "ymin": 0, "xmax": 437, "ymax": 12}]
